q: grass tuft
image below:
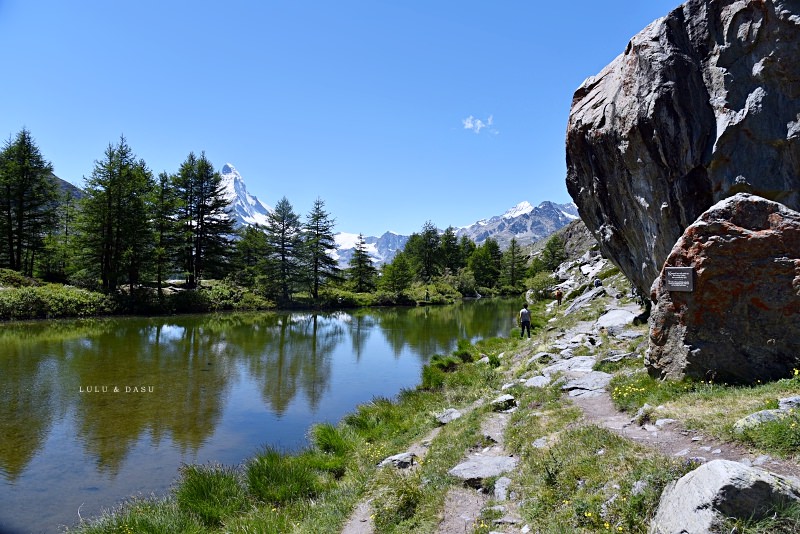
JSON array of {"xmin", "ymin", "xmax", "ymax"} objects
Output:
[{"xmin": 174, "ymin": 464, "xmax": 248, "ymax": 527}]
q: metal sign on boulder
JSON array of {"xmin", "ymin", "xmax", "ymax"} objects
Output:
[{"xmin": 647, "ymin": 194, "xmax": 800, "ymax": 383}]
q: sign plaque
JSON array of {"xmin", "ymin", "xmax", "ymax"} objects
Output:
[{"xmin": 664, "ymin": 267, "xmax": 694, "ymax": 292}]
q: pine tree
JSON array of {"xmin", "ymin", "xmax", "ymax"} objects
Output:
[
  {"xmin": 0, "ymin": 128, "xmax": 57, "ymax": 275},
  {"xmin": 302, "ymin": 198, "xmax": 339, "ymax": 300},
  {"xmin": 77, "ymin": 136, "xmax": 154, "ymax": 291},
  {"xmin": 173, "ymin": 152, "xmax": 234, "ymax": 287},
  {"xmin": 265, "ymin": 196, "xmax": 302, "ymax": 303},
  {"xmin": 347, "ymin": 234, "xmax": 377, "ymax": 292}
]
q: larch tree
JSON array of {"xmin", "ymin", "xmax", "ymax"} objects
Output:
[
  {"xmin": 77, "ymin": 136, "xmax": 154, "ymax": 291},
  {"xmin": 0, "ymin": 128, "xmax": 57, "ymax": 276},
  {"xmin": 173, "ymin": 152, "xmax": 234, "ymax": 288},
  {"xmin": 440, "ymin": 226, "xmax": 462, "ymax": 274},
  {"xmin": 405, "ymin": 220, "xmax": 441, "ymax": 282},
  {"xmin": 302, "ymin": 197, "xmax": 339, "ymax": 300},
  {"xmin": 380, "ymin": 251, "xmax": 413, "ymax": 293},
  {"xmin": 500, "ymin": 237, "xmax": 527, "ymax": 289},
  {"xmin": 264, "ymin": 196, "xmax": 303, "ymax": 303},
  {"xmin": 347, "ymin": 234, "xmax": 377, "ymax": 293},
  {"xmin": 152, "ymin": 171, "xmax": 180, "ymax": 299}
]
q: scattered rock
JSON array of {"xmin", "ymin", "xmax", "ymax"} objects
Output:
[
  {"xmin": 494, "ymin": 476, "xmax": 512, "ymax": 501},
  {"xmin": 448, "ymin": 456, "xmax": 519, "ymax": 489},
  {"xmin": 542, "ymin": 356, "xmax": 596, "ymax": 378},
  {"xmin": 490, "ymin": 394, "xmax": 517, "ymax": 412},
  {"xmin": 436, "ymin": 408, "xmax": 463, "ymax": 425},
  {"xmin": 650, "ymin": 459, "xmax": 800, "ymax": 534},
  {"xmin": 531, "ymin": 437, "xmax": 549, "ymax": 449},
  {"xmin": 526, "ymin": 352, "xmax": 554, "ymax": 366},
  {"xmin": 562, "ymin": 371, "xmax": 612, "ymax": 398},
  {"xmin": 595, "ymin": 308, "xmax": 638, "ymax": 335},
  {"xmin": 563, "ymin": 286, "xmax": 606, "ymax": 315},
  {"xmin": 733, "ymin": 410, "xmax": 787, "ymax": 434},
  {"xmin": 648, "ymin": 194, "xmax": 800, "ymax": 383},
  {"xmin": 378, "ymin": 452, "xmax": 417, "ymax": 469},
  {"xmin": 779, "ymin": 396, "xmax": 800, "ymax": 411},
  {"xmin": 523, "ymin": 375, "xmax": 551, "ymax": 389}
]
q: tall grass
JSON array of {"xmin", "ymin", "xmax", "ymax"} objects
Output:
[{"xmin": 174, "ymin": 464, "xmax": 248, "ymax": 527}]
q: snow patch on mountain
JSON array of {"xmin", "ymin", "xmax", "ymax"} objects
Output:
[
  {"xmin": 456, "ymin": 201, "xmax": 579, "ymax": 249},
  {"xmin": 503, "ymin": 201, "xmax": 534, "ymax": 219},
  {"xmin": 333, "ymin": 232, "xmax": 409, "ymax": 267}
]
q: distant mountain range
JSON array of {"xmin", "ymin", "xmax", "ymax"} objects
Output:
[
  {"xmin": 455, "ymin": 200, "xmax": 579, "ymax": 250},
  {"xmin": 57, "ymin": 163, "xmax": 579, "ymax": 267},
  {"xmin": 219, "ymin": 164, "xmax": 579, "ymax": 266}
]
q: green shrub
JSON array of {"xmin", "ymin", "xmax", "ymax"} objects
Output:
[
  {"xmin": 0, "ymin": 268, "xmax": 36, "ymax": 288},
  {"xmin": 174, "ymin": 464, "xmax": 248, "ymax": 527},
  {"xmin": 0, "ymin": 284, "xmax": 112, "ymax": 320},
  {"xmin": 318, "ymin": 288, "xmax": 376, "ymax": 308},
  {"xmin": 527, "ymin": 271, "xmax": 556, "ymax": 302},
  {"xmin": 167, "ymin": 289, "xmax": 211, "ymax": 314}
]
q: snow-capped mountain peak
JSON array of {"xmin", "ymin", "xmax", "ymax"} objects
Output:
[
  {"xmin": 502, "ymin": 201, "xmax": 534, "ymax": 219},
  {"xmin": 220, "ymin": 163, "xmax": 272, "ymax": 228}
]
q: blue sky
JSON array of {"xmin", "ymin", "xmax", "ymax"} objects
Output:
[{"xmin": 1, "ymin": 1, "xmax": 679, "ymax": 237}]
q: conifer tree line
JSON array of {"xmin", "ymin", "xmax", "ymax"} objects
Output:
[{"xmin": 0, "ymin": 128, "xmax": 566, "ymax": 308}]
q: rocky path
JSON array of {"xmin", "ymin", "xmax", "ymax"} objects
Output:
[{"xmin": 340, "ymin": 283, "xmax": 800, "ymax": 533}]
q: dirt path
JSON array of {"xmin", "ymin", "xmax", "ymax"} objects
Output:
[{"xmin": 573, "ymin": 391, "xmax": 800, "ymax": 479}]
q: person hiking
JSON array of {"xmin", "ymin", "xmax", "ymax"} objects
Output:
[
  {"xmin": 519, "ymin": 303, "xmax": 532, "ymax": 339},
  {"xmin": 555, "ymin": 289, "xmax": 563, "ymax": 306}
]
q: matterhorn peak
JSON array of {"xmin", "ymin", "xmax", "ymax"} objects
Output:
[{"xmin": 219, "ymin": 163, "xmax": 272, "ymax": 228}]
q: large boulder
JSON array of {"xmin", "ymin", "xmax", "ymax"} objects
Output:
[
  {"xmin": 647, "ymin": 194, "xmax": 800, "ymax": 383},
  {"xmin": 650, "ymin": 459, "xmax": 800, "ymax": 534},
  {"xmin": 566, "ymin": 0, "xmax": 800, "ymax": 294}
]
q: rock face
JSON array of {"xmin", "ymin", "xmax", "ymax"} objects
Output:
[
  {"xmin": 566, "ymin": 0, "xmax": 800, "ymax": 294},
  {"xmin": 650, "ymin": 459, "xmax": 800, "ymax": 534},
  {"xmin": 647, "ymin": 194, "xmax": 800, "ymax": 383}
]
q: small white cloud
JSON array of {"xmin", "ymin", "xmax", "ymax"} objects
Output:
[
  {"xmin": 462, "ymin": 114, "xmax": 498, "ymax": 135},
  {"xmin": 462, "ymin": 115, "xmax": 485, "ymax": 133}
]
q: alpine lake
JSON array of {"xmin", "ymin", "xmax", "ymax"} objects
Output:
[{"xmin": 0, "ymin": 297, "xmax": 521, "ymax": 534}]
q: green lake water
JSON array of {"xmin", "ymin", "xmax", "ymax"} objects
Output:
[{"xmin": 0, "ymin": 298, "xmax": 521, "ymax": 534}]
